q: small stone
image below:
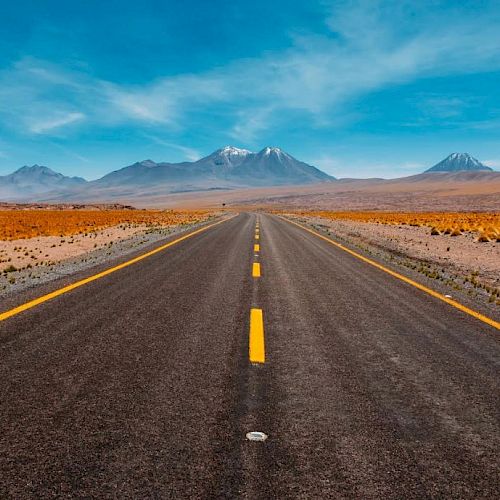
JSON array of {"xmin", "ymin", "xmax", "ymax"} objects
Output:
[{"xmin": 246, "ymin": 431, "xmax": 268, "ymax": 442}]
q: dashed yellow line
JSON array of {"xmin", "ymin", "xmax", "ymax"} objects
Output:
[
  {"xmin": 252, "ymin": 262, "xmax": 261, "ymax": 278},
  {"xmin": 0, "ymin": 216, "xmax": 233, "ymax": 323},
  {"xmin": 249, "ymin": 308, "xmax": 265, "ymax": 363},
  {"xmin": 255, "ymin": 234, "xmax": 260, "ymax": 240},
  {"xmin": 282, "ymin": 217, "xmax": 500, "ymax": 331},
  {"xmin": 254, "ymin": 244, "xmax": 260, "ymax": 252}
]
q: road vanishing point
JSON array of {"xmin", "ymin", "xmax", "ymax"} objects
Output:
[{"xmin": 0, "ymin": 213, "xmax": 499, "ymax": 498}]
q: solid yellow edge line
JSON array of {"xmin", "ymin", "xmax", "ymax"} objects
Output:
[
  {"xmin": 0, "ymin": 216, "xmax": 234, "ymax": 322},
  {"xmin": 282, "ymin": 216, "xmax": 500, "ymax": 331},
  {"xmin": 254, "ymin": 244, "xmax": 260, "ymax": 252},
  {"xmin": 249, "ymin": 308, "xmax": 265, "ymax": 363},
  {"xmin": 252, "ymin": 262, "xmax": 261, "ymax": 278}
]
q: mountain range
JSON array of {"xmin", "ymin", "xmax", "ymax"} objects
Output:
[
  {"xmin": 97, "ymin": 146, "xmax": 333, "ymax": 189},
  {"xmin": 0, "ymin": 149, "xmax": 496, "ymax": 202},
  {"xmin": 0, "ymin": 146, "xmax": 333, "ymax": 201}
]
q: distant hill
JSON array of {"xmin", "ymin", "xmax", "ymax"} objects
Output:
[
  {"xmin": 0, "ymin": 165, "xmax": 87, "ymax": 201},
  {"xmin": 425, "ymin": 153, "xmax": 493, "ymax": 173}
]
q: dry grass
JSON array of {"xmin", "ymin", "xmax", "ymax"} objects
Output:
[
  {"xmin": 0, "ymin": 210, "xmax": 214, "ymax": 240},
  {"xmin": 288, "ymin": 211, "xmax": 500, "ymax": 242}
]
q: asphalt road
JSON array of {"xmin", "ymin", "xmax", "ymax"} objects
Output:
[{"xmin": 0, "ymin": 213, "xmax": 499, "ymax": 498}]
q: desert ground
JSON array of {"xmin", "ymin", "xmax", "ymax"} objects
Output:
[{"xmin": 0, "ymin": 208, "xmax": 217, "ymax": 295}]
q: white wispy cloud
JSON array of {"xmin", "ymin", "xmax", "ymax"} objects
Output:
[
  {"xmin": 29, "ymin": 112, "xmax": 85, "ymax": 134},
  {"xmin": 229, "ymin": 107, "xmax": 276, "ymax": 143},
  {"xmin": 102, "ymin": 73, "xmax": 228, "ymax": 126},
  {"xmin": 0, "ymin": 1, "xmax": 499, "ymax": 140},
  {"xmin": 144, "ymin": 134, "xmax": 201, "ymax": 161}
]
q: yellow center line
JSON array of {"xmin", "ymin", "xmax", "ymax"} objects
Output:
[
  {"xmin": 0, "ymin": 216, "xmax": 234, "ymax": 323},
  {"xmin": 252, "ymin": 262, "xmax": 261, "ymax": 277},
  {"xmin": 254, "ymin": 243, "xmax": 260, "ymax": 252},
  {"xmin": 249, "ymin": 308, "xmax": 265, "ymax": 363},
  {"xmin": 281, "ymin": 216, "xmax": 500, "ymax": 331},
  {"xmin": 255, "ymin": 234, "xmax": 260, "ymax": 240}
]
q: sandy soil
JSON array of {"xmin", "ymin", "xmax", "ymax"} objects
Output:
[
  {"xmin": 288, "ymin": 214, "xmax": 500, "ymax": 307},
  {"xmin": 0, "ymin": 215, "xmax": 225, "ymax": 297},
  {"xmin": 0, "ymin": 225, "xmax": 147, "ymax": 273}
]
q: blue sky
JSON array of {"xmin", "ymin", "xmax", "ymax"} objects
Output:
[{"xmin": 0, "ymin": 0, "xmax": 499, "ymax": 179}]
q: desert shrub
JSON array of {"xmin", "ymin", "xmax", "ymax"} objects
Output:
[
  {"xmin": 0, "ymin": 210, "xmax": 214, "ymax": 240},
  {"xmin": 289, "ymin": 210, "xmax": 499, "ymax": 240}
]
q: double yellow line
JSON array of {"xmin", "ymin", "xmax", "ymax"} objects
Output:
[
  {"xmin": 250, "ymin": 218, "xmax": 265, "ymax": 363},
  {"xmin": 0, "ymin": 217, "xmax": 232, "ymax": 323}
]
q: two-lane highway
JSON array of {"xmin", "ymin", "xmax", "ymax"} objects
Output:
[{"xmin": 0, "ymin": 213, "xmax": 499, "ymax": 498}]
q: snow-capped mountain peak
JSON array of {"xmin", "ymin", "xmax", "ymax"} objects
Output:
[
  {"xmin": 205, "ymin": 146, "xmax": 253, "ymax": 168},
  {"xmin": 448, "ymin": 153, "xmax": 480, "ymax": 165},
  {"xmin": 219, "ymin": 146, "xmax": 252, "ymax": 157},
  {"xmin": 425, "ymin": 153, "xmax": 493, "ymax": 172},
  {"xmin": 262, "ymin": 146, "xmax": 283, "ymax": 156}
]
